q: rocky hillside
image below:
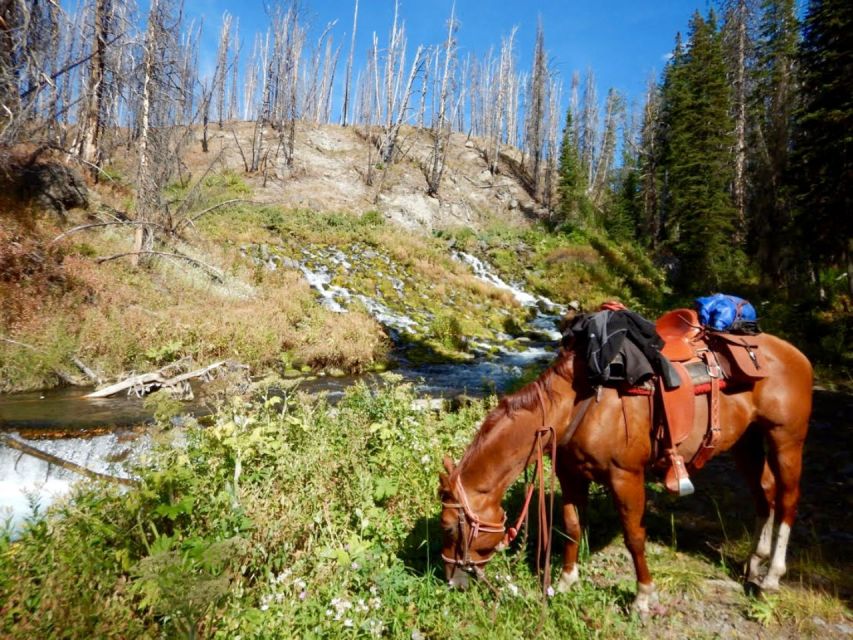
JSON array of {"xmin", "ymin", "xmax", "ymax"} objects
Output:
[{"xmin": 164, "ymin": 121, "xmax": 543, "ymax": 231}]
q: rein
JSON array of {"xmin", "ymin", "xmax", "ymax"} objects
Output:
[{"xmin": 442, "ymin": 381, "xmax": 595, "ymax": 591}]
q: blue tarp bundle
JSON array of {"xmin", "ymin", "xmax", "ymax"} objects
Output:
[{"xmin": 695, "ymin": 293, "xmax": 758, "ymax": 331}]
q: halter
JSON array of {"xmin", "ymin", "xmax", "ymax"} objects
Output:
[{"xmin": 441, "ymin": 382, "xmax": 560, "ymax": 576}]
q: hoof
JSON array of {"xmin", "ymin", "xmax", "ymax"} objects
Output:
[
  {"xmin": 760, "ymin": 576, "xmax": 781, "ymax": 593},
  {"xmin": 631, "ymin": 583, "xmax": 659, "ymax": 617},
  {"xmin": 556, "ymin": 566, "xmax": 580, "ymax": 593}
]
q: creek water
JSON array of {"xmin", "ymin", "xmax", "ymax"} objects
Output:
[{"xmin": 0, "ymin": 252, "xmax": 565, "ymax": 531}]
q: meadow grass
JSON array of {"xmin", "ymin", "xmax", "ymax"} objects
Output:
[{"xmin": 2, "ymin": 383, "xmax": 849, "ymax": 639}]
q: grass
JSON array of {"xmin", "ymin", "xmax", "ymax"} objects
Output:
[{"xmin": 2, "ymin": 383, "xmax": 849, "ymax": 639}]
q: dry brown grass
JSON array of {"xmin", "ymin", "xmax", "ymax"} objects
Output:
[{"xmin": 0, "ymin": 200, "xmax": 389, "ymax": 390}]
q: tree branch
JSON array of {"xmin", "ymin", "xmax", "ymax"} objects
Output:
[
  {"xmin": 0, "ymin": 434, "xmax": 137, "ymax": 487},
  {"xmin": 94, "ymin": 250, "xmax": 225, "ymax": 282}
]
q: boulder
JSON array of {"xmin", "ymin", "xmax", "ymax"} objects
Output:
[{"xmin": 16, "ymin": 162, "xmax": 89, "ymax": 214}]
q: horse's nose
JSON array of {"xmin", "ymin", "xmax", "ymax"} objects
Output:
[{"xmin": 447, "ymin": 567, "xmax": 470, "ymax": 590}]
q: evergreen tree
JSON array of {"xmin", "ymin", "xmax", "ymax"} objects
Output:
[
  {"xmin": 749, "ymin": 0, "xmax": 800, "ymax": 288},
  {"xmin": 791, "ymin": 0, "xmax": 853, "ymax": 296},
  {"xmin": 556, "ymin": 107, "xmax": 585, "ymax": 224},
  {"xmin": 656, "ymin": 12, "xmax": 739, "ymax": 291}
]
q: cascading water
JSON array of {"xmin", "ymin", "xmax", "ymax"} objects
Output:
[
  {"xmin": 1, "ymin": 244, "xmax": 568, "ymax": 529},
  {"xmin": 0, "ymin": 430, "xmax": 146, "ymax": 532}
]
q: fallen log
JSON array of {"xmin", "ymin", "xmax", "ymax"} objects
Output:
[
  {"xmin": 85, "ymin": 359, "xmax": 236, "ymax": 399},
  {"xmin": 0, "ymin": 433, "xmax": 137, "ymax": 487}
]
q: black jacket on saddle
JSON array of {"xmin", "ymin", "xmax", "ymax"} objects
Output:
[{"xmin": 563, "ymin": 309, "xmax": 679, "ymax": 388}]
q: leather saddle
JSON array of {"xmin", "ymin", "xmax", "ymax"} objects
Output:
[{"xmin": 648, "ymin": 309, "xmax": 767, "ymax": 495}]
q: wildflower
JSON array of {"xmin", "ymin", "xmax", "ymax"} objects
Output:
[
  {"xmin": 344, "ymin": 619, "xmax": 354, "ymax": 628},
  {"xmin": 299, "ymin": 590, "xmax": 307, "ymax": 601},
  {"xmin": 412, "ymin": 631, "xmax": 425, "ymax": 640},
  {"xmin": 367, "ymin": 619, "xmax": 386, "ymax": 637},
  {"xmin": 351, "ymin": 561, "xmax": 360, "ymax": 570},
  {"xmin": 546, "ymin": 586, "xmax": 555, "ymax": 598},
  {"xmin": 356, "ymin": 599, "xmax": 369, "ymax": 613},
  {"xmin": 420, "ymin": 454, "xmax": 430, "ymax": 464},
  {"xmin": 370, "ymin": 596, "xmax": 382, "ymax": 610},
  {"xmin": 294, "ymin": 578, "xmax": 307, "ymax": 591},
  {"xmin": 506, "ymin": 583, "xmax": 519, "ymax": 596},
  {"xmin": 326, "ymin": 609, "xmax": 334, "ymax": 617}
]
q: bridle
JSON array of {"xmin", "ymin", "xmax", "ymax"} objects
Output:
[
  {"xmin": 440, "ymin": 382, "xmax": 557, "ymax": 579},
  {"xmin": 441, "ymin": 381, "xmax": 594, "ymax": 584}
]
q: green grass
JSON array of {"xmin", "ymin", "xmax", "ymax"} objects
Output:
[{"xmin": 3, "ymin": 383, "xmax": 849, "ymax": 638}]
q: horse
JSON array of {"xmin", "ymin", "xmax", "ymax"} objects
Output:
[{"xmin": 438, "ymin": 327, "xmax": 812, "ymax": 613}]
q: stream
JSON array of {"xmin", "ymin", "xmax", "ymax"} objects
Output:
[{"xmin": 0, "ymin": 252, "xmax": 565, "ymax": 531}]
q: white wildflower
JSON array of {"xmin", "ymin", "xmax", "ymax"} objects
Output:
[
  {"xmin": 343, "ymin": 619, "xmax": 354, "ymax": 628},
  {"xmin": 420, "ymin": 454, "xmax": 430, "ymax": 464},
  {"xmin": 546, "ymin": 586, "xmax": 555, "ymax": 598}
]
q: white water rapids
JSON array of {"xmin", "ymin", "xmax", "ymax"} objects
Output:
[{"xmin": 1, "ymin": 247, "xmax": 567, "ymax": 532}]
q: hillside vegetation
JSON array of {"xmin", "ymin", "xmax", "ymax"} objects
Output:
[{"xmin": 0, "ymin": 133, "xmax": 671, "ymax": 394}]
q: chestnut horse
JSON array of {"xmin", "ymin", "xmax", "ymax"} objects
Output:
[{"xmin": 438, "ymin": 331, "xmax": 812, "ymax": 612}]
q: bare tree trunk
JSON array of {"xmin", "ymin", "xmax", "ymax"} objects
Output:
[
  {"xmin": 341, "ymin": 0, "xmax": 358, "ymax": 126},
  {"xmin": 76, "ymin": 0, "xmax": 112, "ymax": 179},
  {"xmin": 426, "ymin": 4, "xmax": 456, "ymax": 197},
  {"xmin": 215, "ymin": 12, "xmax": 233, "ymax": 129},
  {"xmin": 524, "ymin": 21, "xmax": 548, "ymax": 200},
  {"xmin": 730, "ymin": 0, "xmax": 749, "ymax": 242}
]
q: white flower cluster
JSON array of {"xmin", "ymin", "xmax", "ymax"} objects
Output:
[
  {"xmin": 258, "ymin": 569, "xmax": 308, "ymax": 611},
  {"xmin": 324, "ymin": 586, "xmax": 386, "ymax": 636}
]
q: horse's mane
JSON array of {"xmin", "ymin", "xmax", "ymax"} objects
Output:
[{"xmin": 459, "ymin": 349, "xmax": 575, "ymax": 467}]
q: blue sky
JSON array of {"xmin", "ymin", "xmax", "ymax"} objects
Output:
[{"xmin": 186, "ymin": 0, "xmax": 714, "ymax": 109}]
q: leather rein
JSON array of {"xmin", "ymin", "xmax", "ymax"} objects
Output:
[{"xmin": 441, "ymin": 382, "xmax": 594, "ymax": 588}]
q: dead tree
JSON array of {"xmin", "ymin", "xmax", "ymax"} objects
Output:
[
  {"xmin": 341, "ymin": 0, "xmax": 358, "ymax": 126},
  {"xmin": 425, "ymin": 4, "xmax": 457, "ymax": 197},
  {"xmin": 74, "ymin": 0, "xmax": 114, "ymax": 178},
  {"xmin": 578, "ymin": 68, "xmax": 598, "ymax": 188},
  {"xmin": 589, "ymin": 88, "xmax": 623, "ymax": 207},
  {"xmin": 524, "ymin": 21, "xmax": 549, "ymax": 200},
  {"xmin": 215, "ymin": 12, "xmax": 233, "ymax": 128}
]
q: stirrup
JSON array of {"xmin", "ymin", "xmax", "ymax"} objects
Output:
[{"xmin": 664, "ymin": 452, "xmax": 694, "ymax": 496}]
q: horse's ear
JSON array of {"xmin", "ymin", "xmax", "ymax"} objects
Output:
[
  {"xmin": 438, "ymin": 472, "xmax": 450, "ymax": 492},
  {"xmin": 443, "ymin": 455, "xmax": 455, "ymax": 474}
]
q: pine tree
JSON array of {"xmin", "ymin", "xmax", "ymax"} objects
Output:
[
  {"xmin": 556, "ymin": 107, "xmax": 584, "ymax": 224},
  {"xmin": 791, "ymin": 0, "xmax": 853, "ymax": 296},
  {"xmin": 656, "ymin": 12, "xmax": 739, "ymax": 291},
  {"xmin": 750, "ymin": 0, "xmax": 799, "ymax": 288}
]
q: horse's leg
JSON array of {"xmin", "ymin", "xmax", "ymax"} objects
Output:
[
  {"xmin": 761, "ymin": 428, "xmax": 807, "ymax": 591},
  {"xmin": 610, "ymin": 467, "xmax": 656, "ymax": 613},
  {"xmin": 555, "ymin": 470, "xmax": 589, "ymax": 593},
  {"xmin": 731, "ymin": 425, "xmax": 777, "ymax": 584}
]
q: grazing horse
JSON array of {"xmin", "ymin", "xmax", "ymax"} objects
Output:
[{"xmin": 438, "ymin": 331, "xmax": 812, "ymax": 612}]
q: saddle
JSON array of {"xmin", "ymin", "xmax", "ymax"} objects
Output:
[{"xmin": 646, "ymin": 309, "xmax": 767, "ymax": 495}]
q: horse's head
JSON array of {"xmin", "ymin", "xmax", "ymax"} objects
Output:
[{"xmin": 438, "ymin": 456, "xmax": 506, "ymax": 589}]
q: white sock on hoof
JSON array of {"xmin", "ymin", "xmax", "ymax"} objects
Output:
[
  {"xmin": 632, "ymin": 582, "xmax": 657, "ymax": 614},
  {"xmin": 762, "ymin": 522, "xmax": 791, "ymax": 591},
  {"xmin": 556, "ymin": 565, "xmax": 579, "ymax": 593}
]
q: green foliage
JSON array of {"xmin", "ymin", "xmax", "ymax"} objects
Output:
[
  {"xmin": 791, "ymin": 0, "xmax": 853, "ymax": 292},
  {"xmin": 556, "ymin": 108, "xmax": 586, "ymax": 225},
  {"xmin": 143, "ymin": 389, "xmax": 185, "ymax": 426},
  {"xmin": 428, "ymin": 313, "xmax": 466, "ymax": 351},
  {"xmin": 656, "ymin": 10, "xmax": 741, "ymax": 291}
]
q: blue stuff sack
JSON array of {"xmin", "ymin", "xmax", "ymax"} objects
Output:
[{"xmin": 695, "ymin": 293, "xmax": 758, "ymax": 332}]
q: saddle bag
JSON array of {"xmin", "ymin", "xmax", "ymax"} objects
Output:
[{"xmin": 708, "ymin": 334, "xmax": 768, "ymax": 381}]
